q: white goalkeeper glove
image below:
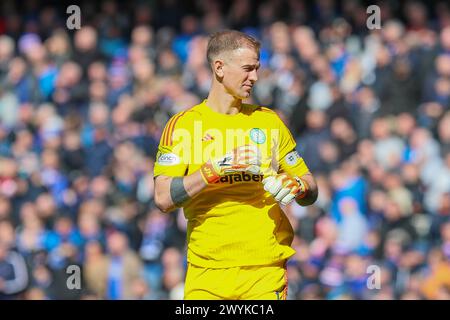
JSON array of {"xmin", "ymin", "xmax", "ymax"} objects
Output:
[
  {"xmin": 200, "ymin": 145, "xmax": 261, "ymax": 184},
  {"xmin": 262, "ymin": 173, "xmax": 309, "ymax": 205}
]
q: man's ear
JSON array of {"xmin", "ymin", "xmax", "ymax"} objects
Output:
[{"xmin": 213, "ymin": 59, "xmax": 225, "ymax": 78}]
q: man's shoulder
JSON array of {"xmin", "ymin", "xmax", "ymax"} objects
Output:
[
  {"xmin": 242, "ymin": 104, "xmax": 278, "ymax": 117},
  {"xmin": 189, "ymin": 102, "xmax": 207, "ymax": 115},
  {"xmin": 161, "ymin": 106, "xmax": 202, "ymax": 146},
  {"xmin": 168, "ymin": 105, "xmax": 204, "ymax": 125}
]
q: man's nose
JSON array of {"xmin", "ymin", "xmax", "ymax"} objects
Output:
[{"xmin": 248, "ymin": 69, "xmax": 258, "ymax": 82}]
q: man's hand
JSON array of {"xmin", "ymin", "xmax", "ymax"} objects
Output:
[
  {"xmin": 200, "ymin": 145, "xmax": 261, "ymax": 184},
  {"xmin": 262, "ymin": 173, "xmax": 309, "ymax": 205}
]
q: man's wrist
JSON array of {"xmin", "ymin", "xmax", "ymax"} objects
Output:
[
  {"xmin": 295, "ymin": 177, "xmax": 309, "ymax": 200},
  {"xmin": 295, "ymin": 177, "xmax": 319, "ymax": 206}
]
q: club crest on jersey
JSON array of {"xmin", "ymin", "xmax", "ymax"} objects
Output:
[
  {"xmin": 250, "ymin": 128, "xmax": 266, "ymax": 144},
  {"xmin": 157, "ymin": 153, "xmax": 180, "ymax": 166}
]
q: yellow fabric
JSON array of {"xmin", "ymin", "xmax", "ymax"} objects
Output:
[
  {"xmin": 184, "ymin": 262, "xmax": 288, "ymax": 300},
  {"xmin": 421, "ymin": 262, "xmax": 450, "ymax": 299},
  {"xmin": 154, "ymin": 100, "xmax": 310, "ymax": 268}
]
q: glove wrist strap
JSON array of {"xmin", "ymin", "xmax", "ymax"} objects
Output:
[
  {"xmin": 295, "ymin": 177, "xmax": 309, "ymax": 200},
  {"xmin": 200, "ymin": 161, "xmax": 220, "ymax": 184}
]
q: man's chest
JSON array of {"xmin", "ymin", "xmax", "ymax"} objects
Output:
[{"xmin": 181, "ymin": 117, "xmax": 280, "ymax": 174}]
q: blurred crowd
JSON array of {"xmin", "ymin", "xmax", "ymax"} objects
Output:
[{"xmin": 0, "ymin": 0, "xmax": 450, "ymax": 300}]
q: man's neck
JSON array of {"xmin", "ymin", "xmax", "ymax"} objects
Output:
[{"xmin": 206, "ymin": 86, "xmax": 242, "ymax": 115}]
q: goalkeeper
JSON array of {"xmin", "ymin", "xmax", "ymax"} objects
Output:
[{"xmin": 153, "ymin": 30, "xmax": 318, "ymax": 300}]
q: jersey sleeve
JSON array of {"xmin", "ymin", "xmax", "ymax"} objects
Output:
[
  {"xmin": 278, "ymin": 148, "xmax": 310, "ymax": 177},
  {"xmin": 275, "ymin": 114, "xmax": 310, "ymax": 177},
  {"xmin": 153, "ymin": 111, "xmax": 192, "ymax": 178}
]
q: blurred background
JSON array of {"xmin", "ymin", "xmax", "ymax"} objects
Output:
[{"xmin": 0, "ymin": 0, "xmax": 450, "ymax": 300}]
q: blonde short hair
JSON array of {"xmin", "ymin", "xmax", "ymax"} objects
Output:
[{"xmin": 206, "ymin": 30, "xmax": 260, "ymax": 65}]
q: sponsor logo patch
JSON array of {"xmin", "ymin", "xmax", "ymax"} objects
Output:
[
  {"xmin": 157, "ymin": 153, "xmax": 180, "ymax": 166},
  {"xmin": 285, "ymin": 150, "xmax": 300, "ymax": 166},
  {"xmin": 215, "ymin": 172, "xmax": 264, "ymax": 184}
]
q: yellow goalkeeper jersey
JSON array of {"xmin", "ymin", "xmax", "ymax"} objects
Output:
[{"xmin": 153, "ymin": 100, "xmax": 310, "ymax": 268}]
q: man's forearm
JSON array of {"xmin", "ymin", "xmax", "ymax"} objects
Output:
[
  {"xmin": 155, "ymin": 170, "xmax": 207, "ymax": 213},
  {"xmin": 296, "ymin": 173, "xmax": 318, "ymax": 206}
]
